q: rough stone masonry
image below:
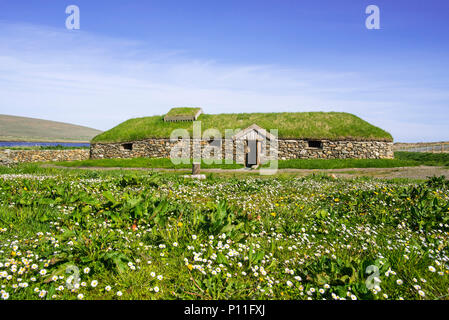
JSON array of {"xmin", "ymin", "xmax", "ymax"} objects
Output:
[
  {"xmin": 90, "ymin": 138, "xmax": 394, "ymax": 163},
  {"xmin": 0, "ymin": 149, "xmax": 90, "ymax": 165}
]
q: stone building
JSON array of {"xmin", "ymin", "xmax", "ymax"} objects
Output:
[{"xmin": 90, "ymin": 108, "xmax": 394, "ymax": 167}]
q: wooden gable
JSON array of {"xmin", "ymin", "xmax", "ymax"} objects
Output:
[{"xmin": 233, "ymin": 124, "xmax": 277, "ymax": 141}]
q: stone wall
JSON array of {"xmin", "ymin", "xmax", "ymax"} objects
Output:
[
  {"xmin": 90, "ymin": 138, "xmax": 393, "ymax": 162},
  {"xmin": 277, "ymin": 140, "xmax": 394, "ymax": 160},
  {"xmin": 0, "ymin": 149, "xmax": 90, "ymax": 164},
  {"xmin": 90, "ymin": 139, "xmax": 174, "ymax": 159}
]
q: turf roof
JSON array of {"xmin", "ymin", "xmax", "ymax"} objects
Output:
[
  {"xmin": 92, "ymin": 111, "xmax": 393, "ymax": 143},
  {"xmin": 163, "ymin": 108, "xmax": 202, "ymax": 122}
]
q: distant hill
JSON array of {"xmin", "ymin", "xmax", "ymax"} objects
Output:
[{"xmin": 0, "ymin": 114, "xmax": 102, "ymax": 143}]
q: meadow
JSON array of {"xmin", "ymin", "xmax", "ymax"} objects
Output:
[
  {"xmin": 1, "ymin": 163, "xmax": 448, "ymax": 301},
  {"xmin": 50, "ymin": 152, "xmax": 449, "ymax": 170}
]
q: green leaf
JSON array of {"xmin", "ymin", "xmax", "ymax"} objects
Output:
[{"xmin": 103, "ymin": 191, "xmax": 116, "ymax": 204}]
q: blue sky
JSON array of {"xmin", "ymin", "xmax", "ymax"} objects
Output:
[{"xmin": 0, "ymin": 0, "xmax": 448, "ymax": 142}]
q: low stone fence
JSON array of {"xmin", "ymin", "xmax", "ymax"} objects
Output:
[
  {"xmin": 0, "ymin": 149, "xmax": 90, "ymax": 164},
  {"xmin": 394, "ymin": 142, "xmax": 449, "ymax": 153}
]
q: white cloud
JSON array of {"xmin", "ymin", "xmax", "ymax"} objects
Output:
[{"xmin": 0, "ymin": 22, "xmax": 448, "ymax": 142}]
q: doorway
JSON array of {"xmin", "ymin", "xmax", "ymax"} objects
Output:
[{"xmin": 245, "ymin": 140, "xmax": 260, "ymax": 167}]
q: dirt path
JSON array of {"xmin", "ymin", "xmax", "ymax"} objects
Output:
[{"xmin": 41, "ymin": 164, "xmax": 449, "ymax": 180}]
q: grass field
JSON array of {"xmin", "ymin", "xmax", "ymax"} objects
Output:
[
  {"xmin": 50, "ymin": 152, "xmax": 449, "ymax": 170},
  {"xmin": 1, "ymin": 166, "xmax": 448, "ymax": 300},
  {"xmin": 51, "ymin": 157, "xmax": 244, "ymax": 169},
  {"xmin": 274, "ymin": 152, "xmax": 449, "ymax": 169},
  {"xmin": 91, "ymin": 112, "xmax": 392, "ymax": 143},
  {"xmin": 271, "ymin": 158, "xmax": 418, "ymax": 169},
  {"xmin": 395, "ymin": 152, "xmax": 449, "ymax": 166},
  {"xmin": 0, "ymin": 114, "xmax": 101, "ymax": 143}
]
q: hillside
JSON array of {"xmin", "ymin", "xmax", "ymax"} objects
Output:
[
  {"xmin": 92, "ymin": 111, "xmax": 393, "ymax": 143},
  {"xmin": 0, "ymin": 114, "xmax": 102, "ymax": 143}
]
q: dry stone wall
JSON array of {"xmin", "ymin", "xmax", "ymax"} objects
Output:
[
  {"xmin": 91, "ymin": 139, "xmax": 174, "ymax": 159},
  {"xmin": 277, "ymin": 140, "xmax": 394, "ymax": 160},
  {"xmin": 0, "ymin": 149, "xmax": 89, "ymax": 164},
  {"xmin": 90, "ymin": 138, "xmax": 393, "ymax": 162}
]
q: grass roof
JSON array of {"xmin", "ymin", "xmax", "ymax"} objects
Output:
[
  {"xmin": 163, "ymin": 107, "xmax": 202, "ymax": 122},
  {"xmin": 92, "ymin": 112, "xmax": 393, "ymax": 143},
  {"xmin": 165, "ymin": 107, "xmax": 202, "ymax": 117}
]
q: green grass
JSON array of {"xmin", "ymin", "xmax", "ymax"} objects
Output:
[
  {"xmin": 164, "ymin": 107, "xmax": 201, "ymax": 117},
  {"xmin": 92, "ymin": 112, "xmax": 392, "ymax": 143},
  {"xmin": 395, "ymin": 151, "xmax": 449, "ymax": 167},
  {"xmin": 272, "ymin": 152, "xmax": 449, "ymax": 169},
  {"xmin": 1, "ymin": 170, "xmax": 448, "ymax": 300},
  {"xmin": 269, "ymin": 158, "xmax": 419, "ymax": 169},
  {"xmin": 0, "ymin": 162, "xmax": 182, "ymax": 179},
  {"xmin": 50, "ymin": 157, "xmax": 244, "ymax": 169},
  {"xmin": 51, "ymin": 152, "xmax": 436, "ymax": 170},
  {"xmin": 44, "ymin": 151, "xmax": 449, "ymax": 171}
]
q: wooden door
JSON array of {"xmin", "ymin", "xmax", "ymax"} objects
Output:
[{"xmin": 245, "ymin": 139, "xmax": 259, "ymax": 167}]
